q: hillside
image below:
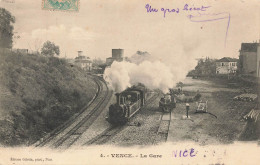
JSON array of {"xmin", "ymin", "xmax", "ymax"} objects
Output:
[{"xmin": 0, "ymin": 50, "xmax": 97, "ymax": 146}]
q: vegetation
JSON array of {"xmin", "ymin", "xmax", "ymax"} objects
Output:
[
  {"xmin": 174, "ymin": 93, "xmax": 202, "ymax": 103},
  {"xmin": 187, "ymin": 57, "xmax": 217, "ymax": 77},
  {"xmin": 0, "ymin": 51, "xmax": 97, "ymax": 146},
  {"xmin": 41, "ymin": 41, "xmax": 60, "ymax": 56},
  {"xmin": 0, "ymin": 8, "xmax": 15, "ymax": 49},
  {"xmin": 136, "ymin": 51, "xmax": 150, "ymax": 55},
  {"xmin": 92, "ymin": 57, "xmax": 105, "ymax": 67}
]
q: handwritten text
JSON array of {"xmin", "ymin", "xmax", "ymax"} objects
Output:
[{"xmin": 145, "ymin": 4, "xmax": 211, "ymax": 18}]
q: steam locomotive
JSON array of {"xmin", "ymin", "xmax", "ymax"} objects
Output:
[
  {"xmin": 159, "ymin": 94, "xmax": 176, "ymax": 112},
  {"xmin": 106, "ymin": 85, "xmax": 148, "ymax": 124}
]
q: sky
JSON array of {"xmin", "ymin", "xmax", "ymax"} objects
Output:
[{"xmin": 0, "ymin": 0, "xmax": 259, "ymax": 61}]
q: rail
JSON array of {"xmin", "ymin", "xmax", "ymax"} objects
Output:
[
  {"xmin": 85, "ymin": 92, "xmax": 160, "ymax": 145},
  {"xmin": 33, "ymin": 75, "xmax": 110, "ymax": 148}
]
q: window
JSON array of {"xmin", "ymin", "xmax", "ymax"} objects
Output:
[{"xmin": 221, "ymin": 63, "xmax": 224, "ymax": 66}]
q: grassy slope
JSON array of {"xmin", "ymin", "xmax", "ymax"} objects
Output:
[{"xmin": 0, "ymin": 51, "xmax": 97, "ymax": 146}]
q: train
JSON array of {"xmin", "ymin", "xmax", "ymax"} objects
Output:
[
  {"xmin": 106, "ymin": 84, "xmax": 148, "ymax": 124},
  {"xmin": 159, "ymin": 94, "xmax": 176, "ymax": 112}
]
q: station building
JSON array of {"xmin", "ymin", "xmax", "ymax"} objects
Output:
[
  {"xmin": 239, "ymin": 42, "xmax": 260, "ymax": 77},
  {"xmin": 216, "ymin": 57, "xmax": 238, "ymax": 74},
  {"xmin": 75, "ymin": 51, "xmax": 92, "ymax": 71}
]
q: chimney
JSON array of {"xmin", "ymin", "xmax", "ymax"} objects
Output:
[
  {"xmin": 78, "ymin": 51, "xmax": 83, "ymax": 57},
  {"xmin": 115, "ymin": 93, "xmax": 121, "ymax": 105}
]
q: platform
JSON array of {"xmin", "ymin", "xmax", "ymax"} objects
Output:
[{"xmin": 167, "ymin": 112, "xmax": 195, "ymax": 142}]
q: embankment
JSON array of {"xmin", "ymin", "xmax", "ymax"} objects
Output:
[{"xmin": 0, "ymin": 51, "xmax": 97, "ymax": 146}]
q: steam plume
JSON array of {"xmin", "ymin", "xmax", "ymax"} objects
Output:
[{"xmin": 104, "ymin": 51, "xmax": 195, "ymax": 93}]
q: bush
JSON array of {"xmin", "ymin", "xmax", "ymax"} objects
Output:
[{"xmin": 194, "ymin": 93, "xmax": 202, "ymax": 101}]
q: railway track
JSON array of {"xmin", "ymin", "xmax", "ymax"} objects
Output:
[
  {"xmin": 154, "ymin": 95, "xmax": 231, "ymax": 144},
  {"xmin": 84, "ymin": 92, "xmax": 161, "ymax": 146},
  {"xmin": 84, "ymin": 126, "xmax": 124, "ymax": 145},
  {"xmin": 156, "ymin": 110, "xmax": 172, "ymax": 142},
  {"xmin": 34, "ymin": 75, "xmax": 111, "ymax": 148}
]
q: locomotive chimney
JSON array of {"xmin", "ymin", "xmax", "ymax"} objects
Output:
[{"xmin": 115, "ymin": 93, "xmax": 120, "ymax": 105}]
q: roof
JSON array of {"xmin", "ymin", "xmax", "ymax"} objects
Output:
[
  {"xmin": 122, "ymin": 90, "xmax": 140, "ymax": 95},
  {"xmin": 241, "ymin": 43, "xmax": 259, "ymax": 52},
  {"xmin": 75, "ymin": 56, "xmax": 90, "ymax": 60},
  {"xmin": 75, "ymin": 59, "xmax": 92, "ymax": 63},
  {"xmin": 217, "ymin": 57, "xmax": 238, "ymax": 62}
]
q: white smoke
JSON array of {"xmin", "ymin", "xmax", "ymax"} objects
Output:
[
  {"xmin": 104, "ymin": 50, "xmax": 196, "ymax": 93},
  {"xmin": 104, "ymin": 61, "xmax": 173, "ymax": 93},
  {"xmin": 104, "ymin": 61, "xmax": 134, "ymax": 93},
  {"xmin": 128, "ymin": 51, "xmax": 155, "ymax": 64}
]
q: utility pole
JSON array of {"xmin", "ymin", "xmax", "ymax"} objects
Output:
[
  {"xmin": 257, "ymin": 42, "xmax": 260, "ymax": 109},
  {"xmin": 186, "ymin": 103, "xmax": 190, "ymax": 118}
]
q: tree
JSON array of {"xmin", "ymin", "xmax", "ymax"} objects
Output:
[
  {"xmin": 0, "ymin": 8, "xmax": 15, "ymax": 49},
  {"xmin": 41, "ymin": 41, "xmax": 60, "ymax": 56},
  {"xmin": 92, "ymin": 58, "xmax": 105, "ymax": 67},
  {"xmin": 188, "ymin": 57, "xmax": 217, "ymax": 77}
]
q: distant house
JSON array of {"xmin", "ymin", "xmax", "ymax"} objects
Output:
[
  {"xmin": 0, "ymin": 48, "xmax": 11, "ymax": 53},
  {"xmin": 106, "ymin": 57, "xmax": 115, "ymax": 65},
  {"xmin": 216, "ymin": 57, "xmax": 238, "ymax": 74},
  {"xmin": 75, "ymin": 51, "xmax": 92, "ymax": 71},
  {"xmin": 12, "ymin": 48, "xmax": 28, "ymax": 55},
  {"xmin": 28, "ymin": 50, "xmax": 40, "ymax": 55},
  {"xmin": 239, "ymin": 42, "xmax": 260, "ymax": 77}
]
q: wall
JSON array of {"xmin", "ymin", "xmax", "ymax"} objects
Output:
[
  {"xmin": 112, "ymin": 49, "xmax": 124, "ymax": 60},
  {"xmin": 256, "ymin": 45, "xmax": 260, "ymax": 77},
  {"xmin": 106, "ymin": 58, "xmax": 114, "ymax": 64},
  {"xmin": 240, "ymin": 52, "xmax": 257, "ymax": 76},
  {"xmin": 216, "ymin": 62, "xmax": 237, "ymax": 74}
]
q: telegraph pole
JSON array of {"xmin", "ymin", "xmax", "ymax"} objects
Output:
[{"xmin": 257, "ymin": 42, "xmax": 260, "ymax": 109}]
